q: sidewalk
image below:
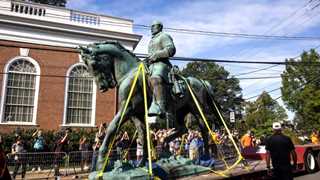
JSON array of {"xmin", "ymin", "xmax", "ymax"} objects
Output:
[{"xmin": 12, "ymin": 167, "xmax": 90, "ymax": 180}]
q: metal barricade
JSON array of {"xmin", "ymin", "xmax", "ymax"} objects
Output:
[
  {"xmin": 68, "ymin": 151, "xmax": 93, "ymax": 175},
  {"xmin": 7, "ymin": 152, "xmax": 67, "ymax": 179},
  {"xmin": 4, "ymin": 144, "xmax": 239, "ymax": 179}
]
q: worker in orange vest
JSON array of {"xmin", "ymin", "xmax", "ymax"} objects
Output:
[
  {"xmin": 240, "ymin": 130, "xmax": 255, "ymax": 149},
  {"xmin": 310, "ymin": 129, "xmax": 319, "ymax": 144}
]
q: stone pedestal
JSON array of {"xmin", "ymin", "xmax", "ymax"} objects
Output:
[{"xmin": 89, "ymin": 157, "xmax": 212, "ymax": 180}]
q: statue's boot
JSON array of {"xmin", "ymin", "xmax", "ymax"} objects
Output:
[{"xmin": 148, "ymin": 77, "xmax": 166, "ymax": 117}]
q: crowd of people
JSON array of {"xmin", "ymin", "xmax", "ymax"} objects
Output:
[{"xmin": 1, "ymin": 122, "xmax": 319, "ymax": 180}]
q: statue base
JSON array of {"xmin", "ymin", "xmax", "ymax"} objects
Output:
[
  {"xmin": 157, "ymin": 156, "xmax": 211, "ymax": 179},
  {"xmin": 89, "ymin": 160, "xmax": 151, "ymax": 180},
  {"xmin": 89, "ymin": 156, "xmax": 212, "ymax": 180}
]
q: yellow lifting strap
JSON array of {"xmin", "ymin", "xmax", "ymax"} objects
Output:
[
  {"xmin": 178, "ymin": 134, "xmax": 187, "ymax": 155},
  {"xmin": 97, "ymin": 63, "xmax": 154, "ymax": 178},
  {"xmin": 182, "ymin": 77, "xmax": 245, "ymax": 176},
  {"xmin": 141, "ymin": 63, "xmax": 154, "ymax": 176}
]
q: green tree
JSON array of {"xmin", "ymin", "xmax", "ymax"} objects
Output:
[
  {"xmin": 281, "ymin": 49, "xmax": 320, "ymax": 131},
  {"xmin": 181, "ymin": 61, "xmax": 243, "ymax": 123},
  {"xmin": 243, "ymin": 92, "xmax": 287, "ymax": 137}
]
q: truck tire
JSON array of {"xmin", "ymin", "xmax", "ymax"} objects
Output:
[
  {"xmin": 304, "ymin": 150, "xmax": 317, "ymax": 173},
  {"xmin": 317, "ymin": 152, "xmax": 320, "ymax": 169}
]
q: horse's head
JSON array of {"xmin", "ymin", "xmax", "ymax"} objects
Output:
[
  {"xmin": 78, "ymin": 41, "xmax": 140, "ymax": 92},
  {"xmin": 78, "ymin": 43, "xmax": 117, "ymax": 92}
]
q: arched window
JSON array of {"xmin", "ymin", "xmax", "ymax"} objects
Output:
[
  {"xmin": 64, "ymin": 64, "xmax": 96, "ymax": 126},
  {"xmin": 0, "ymin": 57, "xmax": 40, "ymax": 124}
]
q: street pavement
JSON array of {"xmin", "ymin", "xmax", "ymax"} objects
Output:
[{"xmin": 295, "ymin": 171, "xmax": 320, "ymax": 180}]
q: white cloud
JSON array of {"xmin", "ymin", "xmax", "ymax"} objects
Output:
[
  {"xmin": 67, "ymin": 0, "xmax": 320, "ymax": 120},
  {"xmin": 67, "ymin": 0, "xmax": 98, "ymax": 12}
]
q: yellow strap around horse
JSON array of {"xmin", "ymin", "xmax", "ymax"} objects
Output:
[
  {"xmin": 182, "ymin": 77, "xmax": 244, "ymax": 176},
  {"xmin": 141, "ymin": 63, "xmax": 154, "ymax": 176},
  {"xmin": 97, "ymin": 63, "xmax": 154, "ymax": 178}
]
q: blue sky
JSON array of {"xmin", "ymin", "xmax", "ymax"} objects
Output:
[{"xmin": 67, "ymin": 0, "xmax": 320, "ymax": 120}]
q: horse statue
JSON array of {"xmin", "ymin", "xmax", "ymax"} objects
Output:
[{"xmin": 78, "ymin": 41, "xmax": 220, "ymax": 172}]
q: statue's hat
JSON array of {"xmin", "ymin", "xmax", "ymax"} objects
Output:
[{"xmin": 151, "ymin": 20, "xmax": 163, "ymax": 26}]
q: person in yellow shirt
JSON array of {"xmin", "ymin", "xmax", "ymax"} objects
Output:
[
  {"xmin": 240, "ymin": 130, "xmax": 254, "ymax": 149},
  {"xmin": 310, "ymin": 129, "xmax": 319, "ymax": 144}
]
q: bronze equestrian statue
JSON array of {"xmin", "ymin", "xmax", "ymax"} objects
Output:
[{"xmin": 78, "ymin": 22, "xmax": 221, "ymax": 173}]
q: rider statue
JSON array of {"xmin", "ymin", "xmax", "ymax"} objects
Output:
[{"xmin": 147, "ymin": 20, "xmax": 176, "ymax": 121}]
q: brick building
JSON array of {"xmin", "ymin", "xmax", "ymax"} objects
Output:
[{"xmin": 0, "ymin": 0, "xmax": 141, "ymax": 132}]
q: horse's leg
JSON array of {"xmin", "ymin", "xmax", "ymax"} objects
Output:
[
  {"xmin": 200, "ymin": 122, "xmax": 210, "ymax": 156},
  {"xmin": 96, "ymin": 108, "xmax": 130, "ymax": 171},
  {"xmin": 131, "ymin": 116, "xmax": 147, "ymax": 167}
]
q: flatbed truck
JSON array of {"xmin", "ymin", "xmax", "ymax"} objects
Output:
[{"xmin": 180, "ymin": 143, "xmax": 320, "ymax": 179}]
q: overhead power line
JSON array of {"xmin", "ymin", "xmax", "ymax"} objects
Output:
[
  {"xmin": 245, "ymin": 73, "xmax": 320, "ymax": 101},
  {"xmin": 230, "ymin": 44, "xmax": 320, "ymax": 77},
  {"xmin": 232, "ymin": 64, "xmax": 280, "ymax": 77},
  {"xmin": 10, "ymin": 7, "xmax": 320, "ymax": 41},
  {"xmin": 135, "ymin": 24, "xmax": 320, "ymax": 41},
  {"xmin": 263, "ymin": 0, "xmax": 315, "ymax": 35},
  {"xmin": 232, "ymin": 0, "xmax": 317, "ymax": 60},
  {"xmin": 136, "ymin": 54, "xmax": 320, "ymax": 65},
  {"xmin": 245, "ymin": 87, "xmax": 281, "ymax": 100},
  {"xmin": 0, "ymin": 72, "xmax": 283, "ymax": 81}
]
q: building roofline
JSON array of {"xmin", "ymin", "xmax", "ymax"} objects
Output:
[
  {"xmin": 0, "ymin": 13, "xmax": 142, "ymax": 48},
  {"xmin": 11, "ymin": 0, "xmax": 134, "ymax": 22}
]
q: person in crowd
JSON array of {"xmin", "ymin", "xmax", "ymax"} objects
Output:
[
  {"xmin": 79, "ymin": 135, "xmax": 90, "ymax": 171},
  {"xmin": 184, "ymin": 130, "xmax": 194, "ymax": 158},
  {"xmin": 172, "ymin": 137, "xmax": 182, "ymax": 156},
  {"xmin": 91, "ymin": 123, "xmax": 107, "ymax": 171},
  {"xmin": 310, "ymin": 129, "xmax": 319, "ymax": 144},
  {"xmin": 32, "ymin": 129, "xmax": 45, "ymax": 172},
  {"xmin": 150, "ymin": 129, "xmax": 158, "ymax": 160},
  {"xmin": 12, "ymin": 136, "xmax": 27, "ymax": 180},
  {"xmin": 155, "ymin": 128, "xmax": 175, "ymax": 157},
  {"xmin": 54, "ymin": 128, "xmax": 71, "ymax": 179},
  {"xmin": 136, "ymin": 138, "xmax": 143, "ymax": 162},
  {"xmin": 169, "ymin": 138, "xmax": 175, "ymax": 155},
  {"xmin": 266, "ymin": 122, "xmax": 297, "ymax": 180},
  {"xmin": 121, "ymin": 131, "xmax": 130, "ymax": 149},
  {"xmin": 240, "ymin": 130, "xmax": 255, "ymax": 150},
  {"xmin": 115, "ymin": 133, "xmax": 123, "ymax": 160},
  {"xmin": 155, "ymin": 129, "xmax": 165, "ymax": 157},
  {"xmin": 0, "ymin": 135, "xmax": 11, "ymax": 180},
  {"xmin": 209, "ymin": 130, "xmax": 221, "ymax": 158},
  {"xmin": 120, "ymin": 131, "xmax": 130, "ymax": 160},
  {"xmin": 259, "ymin": 135, "xmax": 267, "ymax": 146},
  {"xmin": 189, "ymin": 131, "xmax": 203, "ymax": 160}
]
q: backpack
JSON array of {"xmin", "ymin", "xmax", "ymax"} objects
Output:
[{"xmin": 33, "ymin": 137, "xmax": 44, "ymax": 150}]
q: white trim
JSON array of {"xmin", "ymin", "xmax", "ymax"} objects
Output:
[
  {"xmin": 19, "ymin": 48, "xmax": 30, "ymax": 56},
  {"xmin": 0, "ymin": 122, "xmax": 39, "ymax": 126},
  {"xmin": 78, "ymin": 54, "xmax": 83, "ymax": 63},
  {"xmin": 0, "ymin": 17, "xmax": 141, "ymax": 49},
  {"xmin": 62, "ymin": 62, "xmax": 96, "ymax": 127},
  {"xmin": 0, "ymin": 56, "xmax": 41, "ymax": 125}
]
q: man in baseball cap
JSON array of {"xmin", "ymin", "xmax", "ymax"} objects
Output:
[
  {"xmin": 272, "ymin": 122, "xmax": 282, "ymax": 130},
  {"xmin": 265, "ymin": 122, "xmax": 297, "ymax": 180}
]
